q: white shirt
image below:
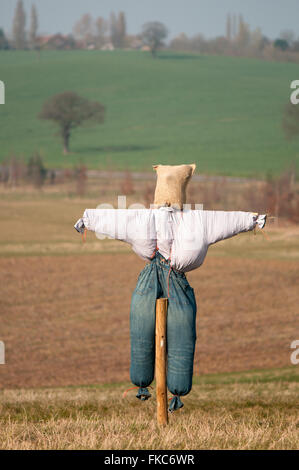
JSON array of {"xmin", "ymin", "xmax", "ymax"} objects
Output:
[{"xmin": 76, "ymin": 207, "xmax": 266, "ymax": 273}]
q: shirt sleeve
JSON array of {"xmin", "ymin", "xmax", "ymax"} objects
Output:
[
  {"xmin": 81, "ymin": 209, "xmax": 155, "ymax": 244},
  {"xmin": 202, "ymin": 211, "xmax": 259, "ymax": 245}
]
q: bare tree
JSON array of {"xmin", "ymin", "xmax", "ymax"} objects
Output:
[
  {"xmin": 73, "ymin": 14, "xmax": 94, "ymax": 48},
  {"xmin": 110, "ymin": 11, "xmax": 126, "ymax": 48},
  {"xmin": 38, "ymin": 91, "xmax": 105, "ymax": 154},
  {"xmin": 12, "ymin": 0, "xmax": 26, "ymax": 49},
  {"xmin": 118, "ymin": 11, "xmax": 126, "ymax": 48},
  {"xmin": 170, "ymin": 33, "xmax": 191, "ymax": 52},
  {"xmin": 74, "ymin": 163, "xmax": 88, "ymax": 196},
  {"xmin": 95, "ymin": 17, "xmax": 108, "ymax": 48},
  {"xmin": 250, "ymin": 27, "xmax": 263, "ymax": 55},
  {"xmin": 141, "ymin": 22, "xmax": 168, "ymax": 57},
  {"xmin": 280, "ymin": 29, "xmax": 295, "ymax": 47},
  {"xmin": 29, "ymin": 3, "xmax": 38, "ymax": 50},
  {"xmin": 110, "ymin": 12, "xmax": 118, "ymax": 47},
  {"xmin": 226, "ymin": 14, "xmax": 232, "ymax": 42},
  {"xmin": 232, "ymin": 14, "xmax": 237, "ymax": 40},
  {"xmin": 120, "ymin": 170, "xmax": 134, "ymax": 195},
  {"xmin": 0, "ymin": 28, "xmax": 9, "ymax": 50},
  {"xmin": 236, "ymin": 15, "xmax": 250, "ymax": 51},
  {"xmin": 27, "ymin": 153, "xmax": 47, "ymax": 188}
]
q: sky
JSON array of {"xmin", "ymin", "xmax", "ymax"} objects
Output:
[{"xmin": 1, "ymin": 0, "xmax": 299, "ymax": 40}]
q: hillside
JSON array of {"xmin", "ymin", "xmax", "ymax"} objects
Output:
[{"xmin": 0, "ymin": 50, "xmax": 299, "ymax": 176}]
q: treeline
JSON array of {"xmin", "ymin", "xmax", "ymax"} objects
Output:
[
  {"xmin": 0, "ymin": 1, "xmax": 129, "ymax": 51},
  {"xmin": 1, "ymin": 155, "xmax": 298, "ymax": 223},
  {"xmin": 72, "ymin": 11, "xmax": 127, "ymax": 49},
  {"xmin": 188, "ymin": 164, "xmax": 299, "ymax": 224},
  {"xmin": 1, "ymin": 1, "xmax": 38, "ymax": 50},
  {"xmin": 169, "ymin": 14, "xmax": 299, "ymax": 62},
  {"xmin": 0, "ymin": 154, "xmax": 88, "ymax": 196},
  {"xmin": 2, "ymin": 1, "xmax": 299, "ymax": 63},
  {"xmin": 0, "ymin": 1, "xmax": 131, "ymax": 51}
]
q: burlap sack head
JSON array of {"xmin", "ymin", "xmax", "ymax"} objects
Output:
[{"xmin": 153, "ymin": 163, "xmax": 196, "ymax": 210}]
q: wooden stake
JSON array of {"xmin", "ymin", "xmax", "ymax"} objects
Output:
[{"xmin": 155, "ymin": 298, "xmax": 168, "ymax": 426}]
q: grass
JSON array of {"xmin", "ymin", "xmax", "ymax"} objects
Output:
[
  {"xmin": 0, "ymin": 367, "xmax": 298, "ymax": 449},
  {"xmin": 1, "ymin": 50, "xmax": 299, "ymax": 177},
  {"xmin": 193, "ymin": 366, "xmax": 299, "ymax": 385}
]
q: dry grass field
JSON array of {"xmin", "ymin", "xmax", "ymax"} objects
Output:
[
  {"xmin": 0, "ymin": 370, "xmax": 298, "ymax": 450},
  {"xmin": 0, "ymin": 184, "xmax": 298, "ymax": 449}
]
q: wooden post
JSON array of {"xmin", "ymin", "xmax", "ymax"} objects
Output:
[{"xmin": 155, "ymin": 298, "xmax": 168, "ymax": 426}]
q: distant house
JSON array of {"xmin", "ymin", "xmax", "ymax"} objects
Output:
[
  {"xmin": 37, "ymin": 34, "xmax": 77, "ymax": 50},
  {"xmin": 127, "ymin": 36, "xmax": 143, "ymax": 50},
  {"xmin": 125, "ymin": 35, "xmax": 150, "ymax": 51},
  {"xmin": 101, "ymin": 42, "xmax": 115, "ymax": 51},
  {"xmin": 37, "ymin": 35, "xmax": 52, "ymax": 47}
]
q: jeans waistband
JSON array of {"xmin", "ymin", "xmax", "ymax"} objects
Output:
[{"xmin": 152, "ymin": 251, "xmax": 185, "ymax": 277}]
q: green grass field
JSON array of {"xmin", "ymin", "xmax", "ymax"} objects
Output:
[{"xmin": 1, "ymin": 50, "xmax": 299, "ymax": 177}]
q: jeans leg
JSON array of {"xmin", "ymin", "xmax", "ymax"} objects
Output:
[
  {"xmin": 130, "ymin": 262, "xmax": 159, "ymax": 390},
  {"xmin": 166, "ymin": 273, "xmax": 197, "ymax": 403}
]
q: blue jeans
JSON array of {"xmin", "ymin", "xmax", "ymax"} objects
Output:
[{"xmin": 130, "ymin": 251, "xmax": 197, "ymax": 410}]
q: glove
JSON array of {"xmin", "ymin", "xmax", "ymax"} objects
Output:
[
  {"xmin": 256, "ymin": 214, "xmax": 267, "ymax": 229},
  {"xmin": 74, "ymin": 218, "xmax": 85, "ymax": 234}
]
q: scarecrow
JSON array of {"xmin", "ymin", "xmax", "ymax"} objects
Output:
[{"xmin": 74, "ymin": 164, "xmax": 267, "ymax": 412}]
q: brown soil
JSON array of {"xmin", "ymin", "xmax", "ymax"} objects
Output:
[{"xmin": 0, "ymin": 254, "xmax": 298, "ymax": 388}]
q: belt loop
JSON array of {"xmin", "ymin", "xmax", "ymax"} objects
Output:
[
  {"xmin": 167, "ymin": 244, "xmax": 173, "ymax": 298},
  {"xmin": 167, "ymin": 265, "xmax": 172, "ymax": 298},
  {"xmin": 150, "ymin": 244, "xmax": 159, "ymax": 259}
]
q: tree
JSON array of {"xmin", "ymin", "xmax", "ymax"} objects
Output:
[
  {"xmin": 95, "ymin": 17, "xmax": 108, "ymax": 48},
  {"xmin": 29, "ymin": 3, "xmax": 38, "ymax": 50},
  {"xmin": 27, "ymin": 153, "xmax": 47, "ymax": 188},
  {"xmin": 141, "ymin": 22, "xmax": 168, "ymax": 57},
  {"xmin": 232, "ymin": 14, "xmax": 237, "ymax": 39},
  {"xmin": 43, "ymin": 34, "xmax": 76, "ymax": 50},
  {"xmin": 226, "ymin": 14, "xmax": 232, "ymax": 42},
  {"xmin": 109, "ymin": 12, "xmax": 120, "ymax": 47},
  {"xmin": 0, "ymin": 29, "xmax": 9, "ymax": 50},
  {"xmin": 236, "ymin": 15, "xmax": 250, "ymax": 51},
  {"xmin": 170, "ymin": 33, "xmax": 191, "ymax": 52},
  {"xmin": 250, "ymin": 27, "xmax": 264, "ymax": 56},
  {"xmin": 73, "ymin": 14, "xmax": 94, "ymax": 48},
  {"xmin": 38, "ymin": 91, "xmax": 105, "ymax": 154},
  {"xmin": 291, "ymin": 40, "xmax": 299, "ymax": 53},
  {"xmin": 118, "ymin": 11, "xmax": 126, "ymax": 48},
  {"xmin": 12, "ymin": 0, "xmax": 26, "ymax": 49},
  {"xmin": 274, "ymin": 38, "xmax": 289, "ymax": 51},
  {"xmin": 109, "ymin": 11, "xmax": 127, "ymax": 48},
  {"xmin": 280, "ymin": 29, "xmax": 295, "ymax": 47}
]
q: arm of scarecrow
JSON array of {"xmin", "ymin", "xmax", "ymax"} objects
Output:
[
  {"xmin": 74, "ymin": 209, "xmax": 154, "ymax": 243},
  {"xmin": 203, "ymin": 211, "xmax": 267, "ymax": 246}
]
